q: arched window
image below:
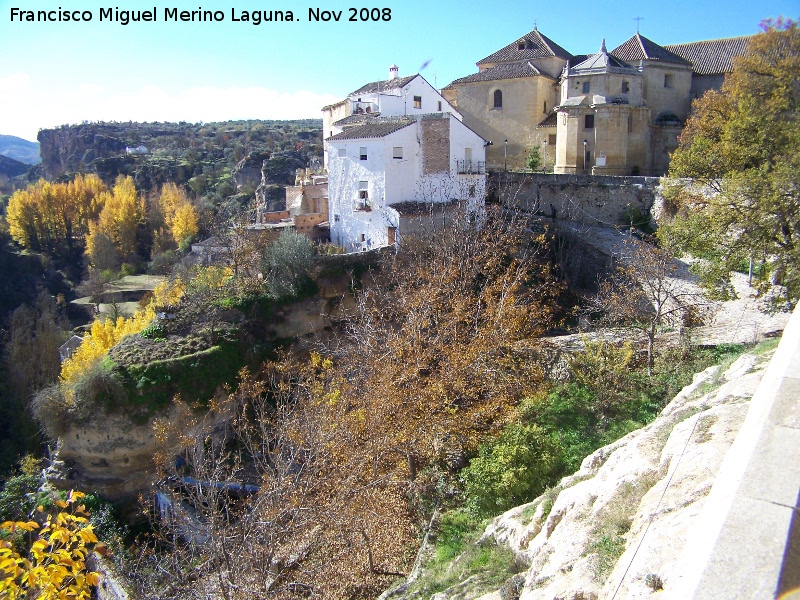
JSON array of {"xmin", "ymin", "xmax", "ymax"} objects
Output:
[{"xmin": 493, "ymin": 89, "xmax": 503, "ymax": 109}]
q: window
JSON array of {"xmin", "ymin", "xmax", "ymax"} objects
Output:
[
  {"xmin": 543, "ymin": 101, "xmax": 547, "ymax": 113},
  {"xmin": 359, "ymin": 146, "xmax": 367, "ymax": 160},
  {"xmin": 361, "ymin": 234, "xmax": 366, "ymax": 242},
  {"xmin": 438, "ymin": 101, "xmax": 442, "ymax": 111},
  {"xmin": 582, "ymin": 81, "xmax": 591, "ymax": 94},
  {"xmin": 664, "ymin": 74, "xmax": 673, "ymax": 88},
  {"xmin": 493, "ymin": 89, "xmax": 503, "ymax": 108},
  {"xmin": 356, "ymin": 181, "xmax": 369, "ymax": 211},
  {"xmin": 584, "ymin": 114, "xmax": 594, "ymax": 129},
  {"xmin": 413, "ymin": 95, "xmax": 422, "ymax": 109},
  {"xmin": 622, "ymin": 81, "xmax": 630, "ymax": 93},
  {"xmin": 393, "ymin": 146, "xmax": 403, "ymax": 159},
  {"xmin": 338, "ymin": 147, "xmax": 346, "ymax": 157},
  {"xmin": 548, "ymin": 134, "xmax": 557, "ymax": 145},
  {"xmin": 518, "ymin": 42, "xmax": 525, "ymax": 50}
]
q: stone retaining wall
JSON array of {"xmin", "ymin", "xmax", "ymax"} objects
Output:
[{"xmin": 490, "ymin": 172, "xmax": 662, "ymax": 228}]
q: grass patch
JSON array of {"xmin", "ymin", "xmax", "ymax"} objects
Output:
[
  {"xmin": 404, "ymin": 510, "xmax": 525, "ymax": 599},
  {"xmin": 115, "ymin": 339, "xmax": 245, "ymax": 421},
  {"xmin": 585, "ymin": 472, "xmax": 659, "ymax": 583},
  {"xmin": 693, "ymin": 413, "xmax": 718, "ymax": 443},
  {"xmin": 752, "ymin": 337, "xmax": 780, "ymax": 355}
]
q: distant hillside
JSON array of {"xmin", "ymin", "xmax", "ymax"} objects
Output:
[
  {"xmin": 0, "ymin": 154, "xmax": 30, "ymax": 178},
  {"xmin": 36, "ymin": 120, "xmax": 323, "ymax": 219},
  {"xmin": 0, "ymin": 134, "xmax": 41, "ymax": 165}
]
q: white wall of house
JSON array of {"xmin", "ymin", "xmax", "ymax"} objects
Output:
[
  {"xmin": 363, "ymin": 76, "xmax": 462, "ymax": 120},
  {"xmin": 327, "ymin": 115, "xmax": 486, "ymax": 251}
]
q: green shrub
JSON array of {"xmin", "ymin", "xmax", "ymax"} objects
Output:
[
  {"xmin": 139, "ymin": 323, "xmax": 167, "ymax": 339},
  {"xmin": 262, "ymin": 230, "xmax": 315, "ymax": 300},
  {"xmin": 0, "ymin": 456, "xmax": 40, "ymax": 522},
  {"xmin": 620, "ymin": 204, "xmax": 655, "ymax": 235},
  {"xmin": 462, "ymin": 423, "xmax": 560, "ymax": 518}
]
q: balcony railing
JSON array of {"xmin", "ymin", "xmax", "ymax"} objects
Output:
[
  {"xmin": 456, "ymin": 160, "xmax": 486, "ymax": 174},
  {"xmin": 353, "ymin": 199, "xmax": 372, "ymax": 212}
]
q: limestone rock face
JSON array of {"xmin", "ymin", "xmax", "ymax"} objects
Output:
[
  {"xmin": 37, "ymin": 126, "xmax": 128, "ymax": 180},
  {"xmin": 231, "ymin": 151, "xmax": 270, "ymax": 193},
  {"xmin": 46, "ymin": 402, "xmax": 233, "ymax": 518},
  {"xmin": 435, "ymin": 350, "xmax": 772, "ymax": 600}
]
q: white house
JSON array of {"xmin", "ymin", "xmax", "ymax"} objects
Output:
[
  {"xmin": 322, "ymin": 66, "xmax": 462, "ymax": 168},
  {"xmin": 326, "ymin": 112, "xmax": 486, "ymax": 252}
]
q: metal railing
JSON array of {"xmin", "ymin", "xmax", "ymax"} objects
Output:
[{"xmin": 456, "ymin": 160, "xmax": 486, "ymax": 174}]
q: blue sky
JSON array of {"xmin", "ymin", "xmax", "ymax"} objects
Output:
[{"xmin": 0, "ymin": 0, "xmax": 796, "ymax": 141}]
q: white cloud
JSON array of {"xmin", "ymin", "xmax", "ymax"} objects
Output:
[{"xmin": 0, "ymin": 73, "xmax": 339, "ymax": 141}]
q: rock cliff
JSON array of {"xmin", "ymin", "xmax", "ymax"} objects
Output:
[{"xmin": 425, "ymin": 348, "xmax": 775, "ymax": 600}]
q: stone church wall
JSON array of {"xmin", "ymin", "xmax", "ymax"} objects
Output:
[{"xmin": 491, "ymin": 172, "xmax": 661, "ymax": 227}]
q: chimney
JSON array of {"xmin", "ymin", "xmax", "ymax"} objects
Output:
[{"xmin": 389, "ymin": 64, "xmax": 399, "ymax": 80}]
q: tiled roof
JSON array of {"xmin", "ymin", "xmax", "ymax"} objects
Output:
[
  {"xmin": 665, "ymin": 36, "xmax": 751, "ymax": 75},
  {"xmin": 333, "ymin": 113, "xmax": 381, "ymax": 126},
  {"xmin": 445, "ymin": 62, "xmax": 546, "ymax": 88},
  {"xmin": 557, "ymin": 96, "xmax": 592, "ymax": 108},
  {"xmin": 611, "ymin": 34, "xmax": 691, "ymax": 65},
  {"xmin": 537, "ymin": 113, "xmax": 558, "ymax": 128},
  {"xmin": 327, "ymin": 118, "xmax": 414, "ymax": 141},
  {"xmin": 566, "ymin": 54, "xmax": 591, "ymax": 69},
  {"xmin": 349, "ymin": 74, "xmax": 418, "ymax": 96},
  {"xmin": 570, "ymin": 41, "xmax": 637, "ymax": 74},
  {"xmin": 477, "ymin": 28, "xmax": 573, "ymax": 65}
]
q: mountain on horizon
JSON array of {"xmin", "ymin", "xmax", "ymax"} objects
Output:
[
  {"xmin": 0, "ymin": 154, "xmax": 31, "ymax": 179},
  {"xmin": 0, "ymin": 135, "xmax": 41, "ymax": 165}
]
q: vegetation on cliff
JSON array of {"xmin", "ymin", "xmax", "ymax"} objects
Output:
[
  {"xmin": 664, "ymin": 19, "xmax": 800, "ymax": 307},
  {"xmin": 35, "ymin": 119, "xmax": 322, "ymax": 221}
]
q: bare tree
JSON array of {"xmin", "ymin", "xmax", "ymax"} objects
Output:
[{"xmin": 585, "ymin": 234, "xmax": 715, "ymax": 375}]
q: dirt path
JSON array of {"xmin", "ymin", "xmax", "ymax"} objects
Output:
[{"xmin": 559, "ymin": 222, "xmax": 791, "ymax": 345}]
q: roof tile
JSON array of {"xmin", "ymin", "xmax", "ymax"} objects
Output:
[
  {"xmin": 477, "ymin": 28, "xmax": 573, "ymax": 65},
  {"xmin": 611, "ymin": 34, "xmax": 691, "ymax": 65},
  {"xmin": 349, "ymin": 74, "xmax": 418, "ymax": 96},
  {"xmin": 327, "ymin": 118, "xmax": 415, "ymax": 141},
  {"xmin": 664, "ymin": 36, "xmax": 751, "ymax": 75},
  {"xmin": 445, "ymin": 62, "xmax": 546, "ymax": 88}
]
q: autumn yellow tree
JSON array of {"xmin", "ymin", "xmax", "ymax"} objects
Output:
[
  {"xmin": 6, "ymin": 174, "xmax": 106, "ymax": 257},
  {"xmin": 0, "ymin": 490, "xmax": 104, "ymax": 599},
  {"xmin": 86, "ymin": 176, "xmax": 145, "ymax": 269},
  {"xmin": 59, "ymin": 279, "xmax": 184, "ymax": 385},
  {"xmin": 158, "ymin": 183, "xmax": 199, "ymax": 249}
]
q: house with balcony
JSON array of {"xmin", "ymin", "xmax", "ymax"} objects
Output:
[
  {"xmin": 322, "ymin": 65, "xmax": 462, "ymax": 168},
  {"xmin": 325, "ymin": 112, "xmax": 486, "ymax": 252}
]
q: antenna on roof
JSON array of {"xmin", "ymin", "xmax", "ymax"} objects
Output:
[{"xmin": 633, "ymin": 16, "xmax": 644, "ymax": 33}]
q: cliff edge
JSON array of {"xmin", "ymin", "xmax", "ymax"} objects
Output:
[{"xmin": 426, "ymin": 344, "xmax": 778, "ymax": 600}]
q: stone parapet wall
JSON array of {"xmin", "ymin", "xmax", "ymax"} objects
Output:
[
  {"xmin": 668, "ymin": 303, "xmax": 800, "ymax": 599},
  {"xmin": 491, "ymin": 171, "xmax": 661, "ymax": 228}
]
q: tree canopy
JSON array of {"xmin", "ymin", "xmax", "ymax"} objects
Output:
[
  {"xmin": 6, "ymin": 174, "xmax": 106, "ymax": 257},
  {"xmin": 663, "ymin": 21, "xmax": 800, "ymax": 307}
]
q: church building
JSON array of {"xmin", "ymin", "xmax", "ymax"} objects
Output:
[{"xmin": 443, "ymin": 28, "xmax": 751, "ymax": 175}]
